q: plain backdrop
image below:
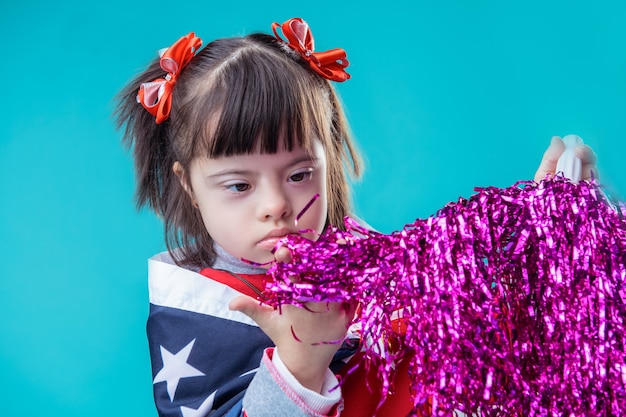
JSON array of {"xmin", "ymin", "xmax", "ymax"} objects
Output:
[{"xmin": 1, "ymin": 1, "xmax": 625, "ymax": 415}]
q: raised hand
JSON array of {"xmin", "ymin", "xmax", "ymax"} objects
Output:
[
  {"xmin": 229, "ymin": 246, "xmax": 356, "ymax": 393},
  {"xmin": 534, "ymin": 136, "xmax": 599, "ymax": 182}
]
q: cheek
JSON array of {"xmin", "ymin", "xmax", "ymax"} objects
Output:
[
  {"xmin": 317, "ymin": 201, "xmax": 329, "ymax": 232},
  {"xmin": 197, "ymin": 206, "xmax": 239, "ymax": 251},
  {"xmin": 307, "ymin": 191, "xmax": 329, "ymax": 234},
  {"xmin": 315, "ymin": 170, "xmax": 329, "ymax": 228},
  {"xmin": 194, "ymin": 195, "xmax": 231, "ymax": 238},
  {"xmin": 297, "ymin": 204, "xmax": 327, "ymax": 242},
  {"xmin": 196, "ymin": 206, "xmax": 217, "ymax": 238},
  {"xmin": 319, "ymin": 171, "xmax": 330, "ymax": 227},
  {"xmin": 198, "ymin": 200, "xmax": 235, "ymax": 229}
]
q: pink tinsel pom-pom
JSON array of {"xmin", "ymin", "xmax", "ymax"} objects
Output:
[{"xmin": 266, "ymin": 177, "xmax": 626, "ymax": 416}]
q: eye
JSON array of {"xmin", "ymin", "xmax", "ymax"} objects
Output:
[
  {"xmin": 289, "ymin": 169, "xmax": 313, "ymax": 183},
  {"xmin": 224, "ymin": 182, "xmax": 251, "ymax": 193}
]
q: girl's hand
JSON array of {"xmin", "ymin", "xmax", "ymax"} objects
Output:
[
  {"xmin": 229, "ymin": 247, "xmax": 356, "ymax": 394},
  {"xmin": 534, "ymin": 136, "xmax": 599, "ymax": 182}
]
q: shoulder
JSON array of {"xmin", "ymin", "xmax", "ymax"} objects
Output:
[
  {"xmin": 151, "ymin": 250, "xmax": 175, "ymax": 264},
  {"xmin": 150, "ymin": 250, "xmax": 202, "ymax": 272},
  {"xmin": 148, "ymin": 251, "xmax": 259, "ymax": 326}
]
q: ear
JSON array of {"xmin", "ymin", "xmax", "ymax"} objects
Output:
[{"xmin": 173, "ymin": 161, "xmax": 199, "ymax": 208}]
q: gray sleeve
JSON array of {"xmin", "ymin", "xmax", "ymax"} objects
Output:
[{"xmin": 242, "ymin": 350, "xmax": 342, "ymax": 417}]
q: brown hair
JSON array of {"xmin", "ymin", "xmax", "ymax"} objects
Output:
[{"xmin": 115, "ymin": 32, "xmax": 361, "ymax": 267}]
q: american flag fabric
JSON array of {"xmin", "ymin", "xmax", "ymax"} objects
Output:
[
  {"xmin": 147, "ymin": 257, "xmax": 273, "ymax": 417},
  {"xmin": 146, "ymin": 255, "xmax": 413, "ymax": 417}
]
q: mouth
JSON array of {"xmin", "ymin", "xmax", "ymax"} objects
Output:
[{"xmin": 257, "ymin": 229, "xmax": 294, "ymax": 251}]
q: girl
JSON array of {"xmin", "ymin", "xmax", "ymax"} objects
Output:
[{"xmin": 115, "ymin": 17, "xmax": 599, "ymax": 417}]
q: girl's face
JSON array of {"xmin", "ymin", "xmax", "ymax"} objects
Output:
[{"xmin": 183, "ymin": 140, "xmax": 328, "ymax": 266}]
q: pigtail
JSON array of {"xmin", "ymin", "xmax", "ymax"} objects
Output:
[
  {"xmin": 115, "ymin": 55, "xmax": 216, "ymax": 267},
  {"xmin": 114, "ymin": 59, "xmax": 175, "ymax": 215}
]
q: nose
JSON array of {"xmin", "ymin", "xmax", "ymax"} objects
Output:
[{"xmin": 257, "ymin": 184, "xmax": 292, "ymax": 221}]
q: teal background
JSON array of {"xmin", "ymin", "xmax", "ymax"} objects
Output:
[{"xmin": 1, "ymin": 1, "xmax": 625, "ymax": 415}]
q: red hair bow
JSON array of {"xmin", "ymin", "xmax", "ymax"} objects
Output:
[
  {"xmin": 272, "ymin": 18, "xmax": 350, "ymax": 82},
  {"xmin": 137, "ymin": 33, "xmax": 202, "ymax": 124}
]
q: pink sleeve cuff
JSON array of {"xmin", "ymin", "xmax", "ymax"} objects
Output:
[{"xmin": 265, "ymin": 348, "xmax": 343, "ymax": 416}]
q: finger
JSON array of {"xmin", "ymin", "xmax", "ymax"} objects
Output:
[
  {"xmin": 229, "ymin": 295, "xmax": 274, "ymax": 324},
  {"xmin": 228, "ymin": 294, "xmax": 258, "ymax": 315},
  {"xmin": 574, "ymin": 145, "xmax": 598, "ymax": 166},
  {"xmin": 342, "ymin": 300, "xmax": 359, "ymax": 319},
  {"xmin": 274, "ymin": 246, "xmax": 293, "ymax": 264},
  {"xmin": 581, "ymin": 160, "xmax": 600, "ymax": 181},
  {"xmin": 534, "ymin": 136, "xmax": 565, "ymax": 182},
  {"xmin": 575, "ymin": 145, "xmax": 599, "ymax": 181}
]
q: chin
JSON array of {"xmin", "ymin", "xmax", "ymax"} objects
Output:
[{"xmin": 247, "ymin": 252, "xmax": 274, "ymax": 268}]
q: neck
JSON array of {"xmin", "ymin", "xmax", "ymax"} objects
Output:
[{"xmin": 211, "ymin": 244, "xmax": 268, "ymax": 274}]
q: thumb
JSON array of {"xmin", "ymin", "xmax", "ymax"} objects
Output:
[{"xmin": 229, "ymin": 294, "xmax": 273, "ymax": 325}]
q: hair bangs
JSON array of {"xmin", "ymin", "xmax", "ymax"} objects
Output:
[{"xmin": 196, "ymin": 42, "xmax": 330, "ymax": 159}]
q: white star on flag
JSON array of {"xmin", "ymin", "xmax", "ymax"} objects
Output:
[
  {"xmin": 153, "ymin": 338, "xmax": 206, "ymax": 401},
  {"xmin": 180, "ymin": 391, "xmax": 216, "ymax": 417}
]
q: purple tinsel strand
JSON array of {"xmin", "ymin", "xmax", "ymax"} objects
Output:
[{"xmin": 266, "ymin": 177, "xmax": 626, "ymax": 416}]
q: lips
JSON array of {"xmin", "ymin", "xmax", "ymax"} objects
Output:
[{"xmin": 257, "ymin": 228, "xmax": 294, "ymax": 251}]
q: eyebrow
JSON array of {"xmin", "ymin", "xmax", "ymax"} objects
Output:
[{"xmin": 207, "ymin": 154, "xmax": 320, "ymax": 179}]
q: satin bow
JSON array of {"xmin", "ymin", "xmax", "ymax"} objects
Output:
[
  {"xmin": 272, "ymin": 18, "xmax": 350, "ymax": 82},
  {"xmin": 137, "ymin": 33, "xmax": 202, "ymax": 124}
]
